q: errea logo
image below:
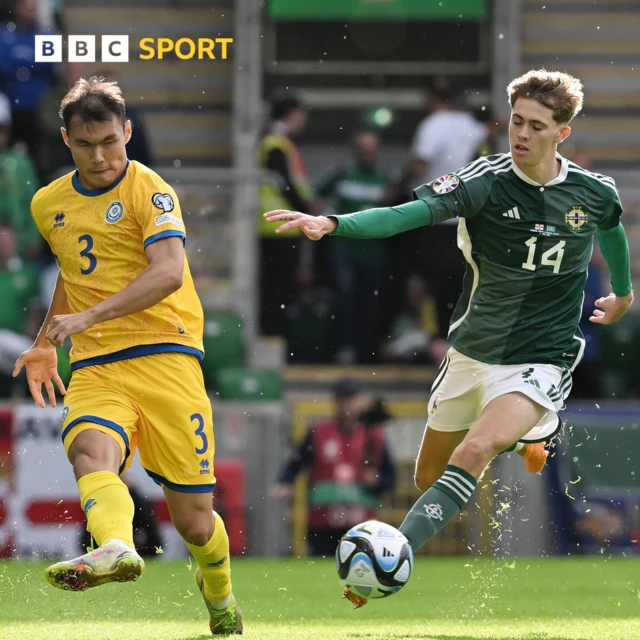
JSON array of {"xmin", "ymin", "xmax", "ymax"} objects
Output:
[{"xmin": 53, "ymin": 212, "xmax": 65, "ymax": 229}]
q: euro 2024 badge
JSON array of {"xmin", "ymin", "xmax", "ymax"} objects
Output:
[
  {"xmin": 432, "ymin": 174, "xmax": 460, "ymax": 195},
  {"xmin": 565, "ymin": 205, "xmax": 588, "ymax": 231}
]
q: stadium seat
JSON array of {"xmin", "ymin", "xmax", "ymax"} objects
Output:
[
  {"xmin": 201, "ymin": 314, "xmax": 245, "ymax": 388},
  {"xmin": 215, "ymin": 368, "xmax": 283, "ymax": 401}
]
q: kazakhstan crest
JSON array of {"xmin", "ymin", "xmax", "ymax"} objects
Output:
[{"xmin": 565, "ymin": 206, "xmax": 588, "ymax": 231}]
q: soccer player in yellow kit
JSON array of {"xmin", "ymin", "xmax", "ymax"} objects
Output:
[{"xmin": 13, "ymin": 77, "xmax": 242, "ymax": 635}]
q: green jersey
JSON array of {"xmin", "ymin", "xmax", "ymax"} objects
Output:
[{"xmin": 413, "ymin": 153, "xmax": 623, "ymax": 369}]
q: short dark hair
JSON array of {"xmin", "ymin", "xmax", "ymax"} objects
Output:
[
  {"xmin": 507, "ymin": 69, "xmax": 584, "ymax": 124},
  {"xmin": 333, "ymin": 378, "xmax": 364, "ymax": 399},
  {"xmin": 59, "ymin": 76, "xmax": 126, "ymax": 131},
  {"xmin": 271, "ymin": 96, "xmax": 304, "ymax": 121},
  {"xmin": 425, "ymin": 77, "xmax": 456, "ymax": 104}
]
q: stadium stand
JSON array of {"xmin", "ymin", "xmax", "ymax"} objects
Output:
[
  {"xmin": 522, "ymin": 0, "xmax": 640, "ymax": 170},
  {"xmin": 64, "ymin": 0, "xmax": 233, "ymax": 166}
]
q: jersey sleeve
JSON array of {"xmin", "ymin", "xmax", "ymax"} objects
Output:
[
  {"xmin": 132, "ymin": 172, "xmax": 186, "ymax": 248},
  {"xmin": 30, "ymin": 188, "xmax": 50, "ymax": 247},
  {"xmin": 412, "ymin": 170, "xmax": 492, "ymax": 224},
  {"xmin": 597, "ymin": 183, "xmax": 623, "ymax": 230}
]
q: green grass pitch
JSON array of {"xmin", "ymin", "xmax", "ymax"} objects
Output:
[{"xmin": 1, "ymin": 557, "xmax": 640, "ymax": 639}]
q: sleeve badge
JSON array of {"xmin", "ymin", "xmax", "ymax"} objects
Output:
[
  {"xmin": 152, "ymin": 192, "xmax": 175, "ymax": 212},
  {"xmin": 432, "ymin": 174, "xmax": 460, "ymax": 194}
]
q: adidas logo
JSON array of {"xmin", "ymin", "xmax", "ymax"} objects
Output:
[
  {"xmin": 382, "ymin": 547, "xmax": 395, "ymax": 558},
  {"xmin": 503, "ymin": 207, "xmax": 521, "ymax": 219}
]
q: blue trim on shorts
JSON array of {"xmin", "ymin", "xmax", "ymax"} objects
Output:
[
  {"xmin": 144, "ymin": 468, "xmax": 216, "ymax": 493},
  {"xmin": 144, "ymin": 230, "xmax": 185, "ymax": 248},
  {"xmin": 71, "ymin": 343, "xmax": 204, "ymax": 371},
  {"xmin": 61, "ymin": 415, "xmax": 131, "ymax": 475}
]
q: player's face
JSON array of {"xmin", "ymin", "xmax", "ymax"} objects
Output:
[
  {"xmin": 287, "ymin": 108, "xmax": 308, "ymax": 136},
  {"xmin": 353, "ymin": 132, "xmax": 379, "ymax": 169},
  {"xmin": 62, "ymin": 115, "xmax": 132, "ymax": 190},
  {"xmin": 509, "ymin": 98, "xmax": 570, "ymax": 168},
  {"xmin": 335, "ymin": 395, "xmax": 363, "ymax": 426}
]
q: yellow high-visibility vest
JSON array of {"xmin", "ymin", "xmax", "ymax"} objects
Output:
[{"xmin": 257, "ymin": 134, "xmax": 311, "ymax": 237}]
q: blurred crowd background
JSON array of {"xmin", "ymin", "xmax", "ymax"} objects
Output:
[{"xmin": 0, "ymin": 0, "xmax": 638, "ymax": 560}]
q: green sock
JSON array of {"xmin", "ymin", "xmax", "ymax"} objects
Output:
[{"xmin": 399, "ymin": 464, "xmax": 477, "ymax": 551}]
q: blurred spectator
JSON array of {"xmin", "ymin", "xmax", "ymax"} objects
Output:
[
  {"xmin": 386, "ymin": 79, "xmax": 485, "ymax": 339},
  {"xmin": 383, "ymin": 274, "xmax": 447, "ymax": 365},
  {"xmin": 285, "ymin": 268, "xmax": 339, "ymax": 364},
  {"xmin": 271, "ymin": 378, "xmax": 395, "ymax": 557},
  {"xmin": 257, "ymin": 96, "xmax": 311, "ymax": 336},
  {"xmin": 0, "ymin": 0, "xmax": 57, "ymax": 161},
  {"xmin": 314, "ymin": 131, "xmax": 388, "ymax": 364},
  {"xmin": 472, "ymin": 107, "xmax": 505, "ymax": 159},
  {"xmin": 0, "ymin": 225, "xmax": 41, "ymax": 388},
  {"xmin": 385, "ymin": 78, "xmax": 489, "ymax": 204},
  {"xmin": 411, "ymin": 78, "xmax": 488, "ymax": 186},
  {"xmin": 97, "ymin": 69, "xmax": 153, "ymax": 166},
  {"xmin": 0, "ymin": 92, "xmax": 40, "ymax": 258},
  {"xmin": 36, "ymin": 65, "xmax": 78, "ymax": 182}
]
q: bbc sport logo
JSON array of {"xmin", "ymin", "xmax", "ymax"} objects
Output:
[{"xmin": 35, "ymin": 35, "xmax": 233, "ymax": 63}]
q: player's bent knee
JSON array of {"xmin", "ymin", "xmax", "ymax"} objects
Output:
[
  {"xmin": 173, "ymin": 517, "xmax": 214, "ymax": 547},
  {"xmin": 452, "ymin": 437, "xmax": 500, "ymax": 468},
  {"xmin": 414, "ymin": 468, "xmax": 439, "ymax": 493},
  {"xmin": 68, "ymin": 429, "xmax": 122, "ymax": 478}
]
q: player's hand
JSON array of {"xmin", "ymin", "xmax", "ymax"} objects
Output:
[
  {"xmin": 46, "ymin": 312, "xmax": 93, "ymax": 347},
  {"xmin": 262, "ymin": 210, "xmax": 337, "ymax": 240},
  {"xmin": 13, "ymin": 346, "xmax": 66, "ymax": 408},
  {"xmin": 589, "ymin": 292, "xmax": 634, "ymax": 325}
]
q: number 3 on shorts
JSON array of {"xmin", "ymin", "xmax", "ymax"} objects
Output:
[{"xmin": 191, "ymin": 413, "xmax": 208, "ymax": 454}]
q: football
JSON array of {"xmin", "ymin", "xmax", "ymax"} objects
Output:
[{"xmin": 335, "ymin": 520, "xmax": 414, "ymax": 599}]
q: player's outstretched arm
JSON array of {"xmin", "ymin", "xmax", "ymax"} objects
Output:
[
  {"xmin": 262, "ymin": 210, "xmax": 337, "ymax": 240},
  {"xmin": 263, "ymin": 200, "xmax": 432, "ymax": 240},
  {"xmin": 46, "ymin": 236, "xmax": 185, "ymax": 347},
  {"xmin": 591, "ymin": 224, "xmax": 634, "ymax": 325},
  {"xmin": 13, "ymin": 271, "xmax": 70, "ymax": 408}
]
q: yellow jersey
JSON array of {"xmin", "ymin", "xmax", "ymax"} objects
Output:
[{"xmin": 31, "ymin": 161, "xmax": 204, "ymax": 369}]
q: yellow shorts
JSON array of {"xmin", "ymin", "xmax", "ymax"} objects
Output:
[{"xmin": 61, "ymin": 352, "xmax": 216, "ymax": 492}]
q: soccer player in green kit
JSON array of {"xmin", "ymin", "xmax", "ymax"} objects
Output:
[{"xmin": 265, "ymin": 69, "xmax": 635, "ymax": 604}]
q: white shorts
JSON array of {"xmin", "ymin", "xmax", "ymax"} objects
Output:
[{"xmin": 428, "ymin": 348, "xmax": 571, "ymax": 443}]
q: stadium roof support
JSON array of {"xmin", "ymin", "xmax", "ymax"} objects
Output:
[
  {"xmin": 232, "ymin": 0, "xmax": 263, "ymax": 348},
  {"xmin": 491, "ymin": 0, "xmax": 523, "ymax": 120}
]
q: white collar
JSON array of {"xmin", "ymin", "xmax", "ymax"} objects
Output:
[{"xmin": 511, "ymin": 153, "xmax": 568, "ymax": 187}]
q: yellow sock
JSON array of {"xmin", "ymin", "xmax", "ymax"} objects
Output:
[
  {"xmin": 77, "ymin": 470, "xmax": 135, "ymax": 549},
  {"xmin": 187, "ymin": 511, "xmax": 232, "ymax": 603}
]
